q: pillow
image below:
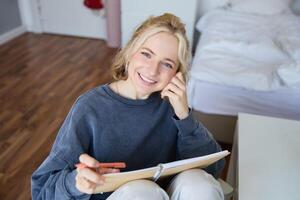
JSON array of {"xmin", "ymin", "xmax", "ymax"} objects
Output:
[{"xmin": 230, "ymin": 0, "xmax": 293, "ymax": 15}]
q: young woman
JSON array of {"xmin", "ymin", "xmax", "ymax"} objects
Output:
[{"xmin": 31, "ymin": 13, "xmax": 225, "ymax": 200}]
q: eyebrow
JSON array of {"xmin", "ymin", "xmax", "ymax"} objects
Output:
[{"xmin": 141, "ymin": 47, "xmax": 176, "ymax": 65}]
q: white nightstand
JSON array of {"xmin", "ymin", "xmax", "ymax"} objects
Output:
[
  {"xmin": 227, "ymin": 113, "xmax": 300, "ymax": 200},
  {"xmin": 120, "ymin": 0, "xmax": 197, "ymax": 47}
]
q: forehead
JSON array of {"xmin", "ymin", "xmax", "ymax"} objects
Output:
[{"xmin": 141, "ymin": 32, "xmax": 179, "ymax": 62}]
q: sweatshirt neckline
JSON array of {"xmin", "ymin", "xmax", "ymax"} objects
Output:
[{"xmin": 102, "ymin": 84, "xmax": 159, "ymax": 106}]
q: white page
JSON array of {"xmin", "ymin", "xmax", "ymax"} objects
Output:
[{"xmin": 162, "ymin": 150, "xmax": 229, "ymax": 169}]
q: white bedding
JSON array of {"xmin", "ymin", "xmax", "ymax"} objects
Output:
[
  {"xmin": 191, "ymin": 9, "xmax": 300, "ymax": 91},
  {"xmin": 188, "ymin": 79, "xmax": 300, "ymax": 121}
]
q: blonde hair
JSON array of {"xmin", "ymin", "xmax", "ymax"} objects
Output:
[{"xmin": 111, "ymin": 13, "xmax": 190, "ymax": 81}]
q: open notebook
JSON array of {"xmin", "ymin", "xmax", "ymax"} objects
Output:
[{"xmin": 95, "ymin": 150, "xmax": 230, "ymax": 193}]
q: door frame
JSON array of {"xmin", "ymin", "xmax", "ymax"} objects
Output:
[{"xmin": 18, "ymin": 0, "xmax": 43, "ymax": 33}]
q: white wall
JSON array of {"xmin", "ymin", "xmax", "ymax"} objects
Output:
[
  {"xmin": 19, "ymin": 0, "xmax": 42, "ymax": 33},
  {"xmin": 121, "ymin": 0, "xmax": 197, "ymax": 47},
  {"xmin": 13, "ymin": 0, "xmax": 300, "ymax": 47}
]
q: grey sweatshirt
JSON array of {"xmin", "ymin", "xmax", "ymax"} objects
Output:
[{"xmin": 31, "ymin": 84, "xmax": 225, "ymax": 200}]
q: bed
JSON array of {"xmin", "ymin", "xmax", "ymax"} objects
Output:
[{"xmin": 188, "ymin": 0, "xmax": 300, "ymax": 143}]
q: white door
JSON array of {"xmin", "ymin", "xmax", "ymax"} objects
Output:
[{"xmin": 38, "ymin": 0, "xmax": 106, "ymax": 39}]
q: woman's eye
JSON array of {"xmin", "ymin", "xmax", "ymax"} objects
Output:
[
  {"xmin": 141, "ymin": 52, "xmax": 151, "ymax": 58},
  {"xmin": 162, "ymin": 62, "xmax": 173, "ymax": 69}
]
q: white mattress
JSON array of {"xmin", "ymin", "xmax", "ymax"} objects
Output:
[{"xmin": 188, "ymin": 78, "xmax": 300, "ymax": 121}]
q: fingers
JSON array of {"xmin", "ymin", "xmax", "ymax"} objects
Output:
[
  {"xmin": 161, "ymin": 72, "xmax": 189, "ymax": 120},
  {"xmin": 161, "ymin": 83, "xmax": 183, "ymax": 98},
  {"xmin": 76, "ymin": 153, "xmax": 123, "ymax": 194},
  {"xmin": 169, "ymin": 72, "xmax": 186, "ymax": 92},
  {"xmin": 161, "ymin": 73, "xmax": 186, "ymax": 98},
  {"xmin": 76, "ymin": 165, "xmax": 106, "ymax": 194},
  {"xmin": 76, "ymin": 174, "xmax": 97, "ymax": 194},
  {"xmin": 170, "ymin": 77, "xmax": 185, "ymax": 91},
  {"xmin": 161, "ymin": 89, "xmax": 179, "ymax": 101},
  {"xmin": 78, "ymin": 168, "xmax": 105, "ymax": 184},
  {"xmin": 76, "ymin": 154, "xmax": 104, "ymax": 194},
  {"xmin": 75, "ymin": 165, "xmax": 120, "ymax": 194},
  {"xmin": 79, "ymin": 154, "xmax": 99, "ymax": 168},
  {"xmin": 97, "ymin": 168, "xmax": 120, "ymax": 174}
]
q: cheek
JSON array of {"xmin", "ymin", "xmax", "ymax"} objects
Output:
[
  {"xmin": 131, "ymin": 53, "xmax": 146, "ymax": 65},
  {"xmin": 128, "ymin": 55, "xmax": 143, "ymax": 73},
  {"xmin": 160, "ymin": 71, "xmax": 177, "ymax": 85},
  {"xmin": 131, "ymin": 53, "xmax": 140, "ymax": 61}
]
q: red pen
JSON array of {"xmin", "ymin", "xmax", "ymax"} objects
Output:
[{"xmin": 75, "ymin": 162, "xmax": 126, "ymax": 169}]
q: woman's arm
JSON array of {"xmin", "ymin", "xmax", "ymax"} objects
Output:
[
  {"xmin": 161, "ymin": 72, "xmax": 225, "ymax": 178},
  {"xmin": 31, "ymin": 96, "xmax": 93, "ymax": 200},
  {"xmin": 173, "ymin": 112, "xmax": 225, "ymax": 178}
]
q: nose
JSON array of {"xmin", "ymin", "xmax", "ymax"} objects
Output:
[{"xmin": 148, "ymin": 61, "xmax": 159, "ymax": 76}]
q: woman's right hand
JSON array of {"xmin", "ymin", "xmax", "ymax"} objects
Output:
[{"xmin": 75, "ymin": 154, "xmax": 120, "ymax": 194}]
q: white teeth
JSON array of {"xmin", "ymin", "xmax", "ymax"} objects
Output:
[{"xmin": 139, "ymin": 73, "xmax": 156, "ymax": 83}]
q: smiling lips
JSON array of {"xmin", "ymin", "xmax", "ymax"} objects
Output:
[{"xmin": 138, "ymin": 72, "xmax": 157, "ymax": 85}]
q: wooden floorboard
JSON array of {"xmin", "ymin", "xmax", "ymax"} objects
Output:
[
  {"xmin": 0, "ymin": 33, "xmax": 117, "ymax": 200},
  {"xmin": 0, "ymin": 33, "xmax": 231, "ymax": 200}
]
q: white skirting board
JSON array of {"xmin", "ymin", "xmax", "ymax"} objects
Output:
[{"xmin": 0, "ymin": 26, "xmax": 27, "ymax": 45}]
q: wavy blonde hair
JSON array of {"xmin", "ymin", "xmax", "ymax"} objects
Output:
[{"xmin": 111, "ymin": 13, "xmax": 191, "ymax": 81}]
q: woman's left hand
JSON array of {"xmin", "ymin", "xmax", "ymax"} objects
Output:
[{"xmin": 161, "ymin": 72, "xmax": 189, "ymax": 120}]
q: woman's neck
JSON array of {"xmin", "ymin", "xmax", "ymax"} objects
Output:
[{"xmin": 111, "ymin": 80, "xmax": 150, "ymax": 100}]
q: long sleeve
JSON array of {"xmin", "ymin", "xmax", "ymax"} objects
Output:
[
  {"xmin": 174, "ymin": 110, "xmax": 225, "ymax": 178},
  {"xmin": 31, "ymin": 97, "xmax": 94, "ymax": 200}
]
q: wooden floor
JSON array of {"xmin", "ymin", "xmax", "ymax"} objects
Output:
[
  {"xmin": 0, "ymin": 33, "xmax": 117, "ymax": 200},
  {"xmin": 0, "ymin": 33, "xmax": 230, "ymax": 200}
]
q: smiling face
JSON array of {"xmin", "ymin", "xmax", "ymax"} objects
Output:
[{"xmin": 126, "ymin": 32, "xmax": 179, "ymax": 99}]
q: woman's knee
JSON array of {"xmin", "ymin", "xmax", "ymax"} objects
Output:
[
  {"xmin": 108, "ymin": 179, "xmax": 169, "ymax": 200},
  {"xmin": 168, "ymin": 169, "xmax": 224, "ymax": 200}
]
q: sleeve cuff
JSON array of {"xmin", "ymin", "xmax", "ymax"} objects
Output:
[{"xmin": 172, "ymin": 109, "xmax": 199, "ymax": 136}]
